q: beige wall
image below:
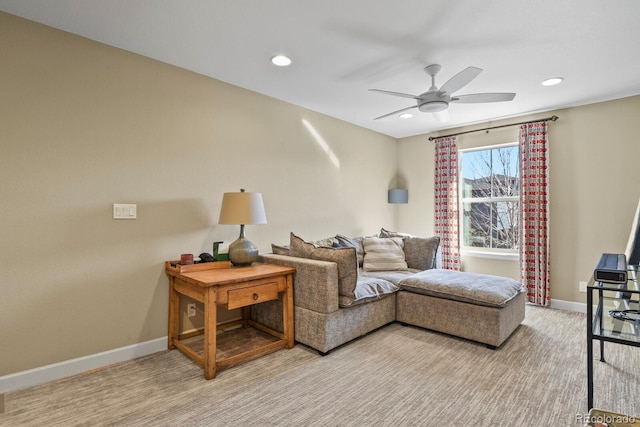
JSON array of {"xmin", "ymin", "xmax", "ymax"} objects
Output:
[
  {"xmin": 398, "ymin": 96, "xmax": 640, "ymax": 303},
  {"xmin": 3, "ymin": 10, "xmax": 640, "ymax": 378},
  {"xmin": 0, "ymin": 13, "xmax": 399, "ymax": 376}
]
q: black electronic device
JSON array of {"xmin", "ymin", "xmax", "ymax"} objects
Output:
[
  {"xmin": 199, "ymin": 252, "xmax": 215, "ymax": 263},
  {"xmin": 594, "ymin": 253, "xmax": 627, "ymax": 284}
]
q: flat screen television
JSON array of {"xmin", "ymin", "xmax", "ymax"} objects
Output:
[{"xmin": 624, "ymin": 198, "xmax": 640, "ymax": 266}]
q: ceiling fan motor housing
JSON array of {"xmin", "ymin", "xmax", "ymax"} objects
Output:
[{"xmin": 418, "ymin": 91, "xmax": 450, "ymax": 112}]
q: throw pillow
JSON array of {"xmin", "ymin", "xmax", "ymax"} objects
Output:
[
  {"xmin": 362, "ymin": 237, "xmax": 408, "ymax": 271},
  {"xmin": 289, "ymin": 232, "xmax": 316, "ymax": 258},
  {"xmin": 379, "ymin": 227, "xmax": 412, "ymax": 238},
  {"xmin": 271, "ymin": 243, "xmax": 290, "ymax": 256},
  {"xmin": 403, "ymin": 236, "xmax": 440, "ymax": 270},
  {"xmin": 335, "ymin": 234, "xmax": 365, "ymax": 266},
  {"xmin": 310, "ymin": 246, "xmax": 358, "ymax": 299},
  {"xmin": 314, "ymin": 236, "xmax": 338, "ymax": 248},
  {"xmin": 288, "ymin": 233, "xmax": 359, "ymax": 298}
]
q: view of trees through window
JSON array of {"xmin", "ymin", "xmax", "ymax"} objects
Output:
[{"xmin": 460, "ymin": 144, "xmax": 520, "ymax": 251}]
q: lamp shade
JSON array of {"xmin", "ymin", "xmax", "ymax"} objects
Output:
[
  {"xmin": 388, "ymin": 189, "xmax": 408, "ymax": 204},
  {"xmin": 218, "ymin": 190, "xmax": 267, "ymax": 225}
]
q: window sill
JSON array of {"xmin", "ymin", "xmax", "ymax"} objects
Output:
[{"xmin": 460, "ymin": 250, "xmax": 519, "ymax": 261}]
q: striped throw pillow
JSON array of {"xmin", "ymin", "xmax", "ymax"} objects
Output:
[{"xmin": 362, "ymin": 237, "xmax": 408, "ymax": 272}]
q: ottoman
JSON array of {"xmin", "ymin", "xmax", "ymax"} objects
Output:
[{"xmin": 396, "ymin": 269, "xmax": 525, "ymax": 348}]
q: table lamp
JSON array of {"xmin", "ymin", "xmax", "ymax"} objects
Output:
[{"xmin": 218, "ymin": 189, "xmax": 267, "ymax": 266}]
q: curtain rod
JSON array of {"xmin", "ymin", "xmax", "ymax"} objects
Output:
[{"xmin": 428, "ymin": 115, "xmax": 559, "ymax": 141}]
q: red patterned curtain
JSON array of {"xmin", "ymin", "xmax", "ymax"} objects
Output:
[
  {"xmin": 519, "ymin": 122, "xmax": 550, "ymax": 305},
  {"xmin": 434, "ymin": 136, "xmax": 461, "ymax": 270}
]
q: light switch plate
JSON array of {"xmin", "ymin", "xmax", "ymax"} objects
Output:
[{"xmin": 113, "ymin": 203, "xmax": 137, "ymax": 219}]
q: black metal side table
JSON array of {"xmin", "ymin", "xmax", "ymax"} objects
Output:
[{"xmin": 587, "ymin": 266, "xmax": 640, "ymax": 410}]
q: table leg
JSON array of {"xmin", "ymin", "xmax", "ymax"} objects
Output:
[
  {"xmin": 599, "ymin": 340, "xmax": 605, "ymax": 363},
  {"xmin": 596, "ymin": 289, "xmax": 606, "ymax": 363},
  {"xmin": 587, "ymin": 286, "xmax": 594, "ymax": 410},
  {"xmin": 283, "ymin": 273, "xmax": 294, "ymax": 349},
  {"xmin": 242, "ymin": 306, "xmax": 250, "ymax": 328},
  {"xmin": 203, "ymin": 289, "xmax": 217, "ymax": 380},
  {"xmin": 168, "ymin": 278, "xmax": 179, "ymax": 350}
]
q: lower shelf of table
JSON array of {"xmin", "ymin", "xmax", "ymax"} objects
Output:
[{"xmin": 174, "ymin": 325, "xmax": 287, "ymax": 372}]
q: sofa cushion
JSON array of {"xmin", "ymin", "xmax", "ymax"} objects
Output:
[
  {"xmin": 315, "ymin": 236, "xmax": 338, "ymax": 248},
  {"xmin": 271, "ymin": 243, "xmax": 290, "ymax": 256},
  {"xmin": 335, "ymin": 234, "xmax": 365, "ymax": 266},
  {"xmin": 339, "ymin": 276, "xmax": 399, "ymax": 307},
  {"xmin": 290, "ymin": 233, "xmax": 359, "ymax": 299},
  {"xmin": 379, "ymin": 227, "xmax": 411, "ymax": 238},
  {"xmin": 362, "ymin": 237, "xmax": 408, "ymax": 272},
  {"xmin": 399, "ymin": 269, "xmax": 522, "ymax": 308},
  {"xmin": 310, "ymin": 246, "xmax": 358, "ymax": 299},
  {"xmin": 360, "ymin": 268, "xmax": 420, "ymax": 286},
  {"xmin": 290, "ymin": 232, "xmax": 316, "ymax": 258},
  {"xmin": 403, "ymin": 236, "xmax": 440, "ymax": 270}
]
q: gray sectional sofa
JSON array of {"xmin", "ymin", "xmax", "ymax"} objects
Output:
[{"xmin": 253, "ymin": 230, "xmax": 524, "ymax": 354}]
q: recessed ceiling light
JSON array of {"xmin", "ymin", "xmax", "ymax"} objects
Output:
[
  {"xmin": 399, "ymin": 113, "xmax": 413, "ymax": 119},
  {"xmin": 271, "ymin": 55, "xmax": 292, "ymax": 66},
  {"xmin": 542, "ymin": 77, "xmax": 564, "ymax": 86}
]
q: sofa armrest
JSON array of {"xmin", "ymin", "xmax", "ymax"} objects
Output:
[{"xmin": 260, "ymin": 253, "xmax": 339, "ymax": 314}]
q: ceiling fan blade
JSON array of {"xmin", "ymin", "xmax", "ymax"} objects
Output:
[
  {"xmin": 373, "ymin": 105, "xmax": 417, "ymax": 120},
  {"xmin": 439, "ymin": 66, "xmax": 482, "ymax": 95},
  {"xmin": 452, "ymin": 93, "xmax": 516, "ymax": 103},
  {"xmin": 369, "ymin": 89, "xmax": 418, "ymax": 99}
]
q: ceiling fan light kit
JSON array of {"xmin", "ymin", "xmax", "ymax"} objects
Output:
[
  {"xmin": 370, "ymin": 64, "xmax": 516, "ymax": 120},
  {"xmin": 419, "ymin": 100, "xmax": 448, "ymax": 113}
]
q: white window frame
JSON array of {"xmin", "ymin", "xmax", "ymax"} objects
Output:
[{"xmin": 459, "ymin": 142, "xmax": 520, "ymax": 260}]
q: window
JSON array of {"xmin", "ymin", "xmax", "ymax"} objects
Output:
[{"xmin": 459, "ymin": 143, "xmax": 519, "ymax": 254}]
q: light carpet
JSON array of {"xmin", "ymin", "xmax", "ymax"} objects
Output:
[{"xmin": 2, "ymin": 306, "xmax": 639, "ymax": 426}]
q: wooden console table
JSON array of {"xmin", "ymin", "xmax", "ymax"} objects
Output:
[{"xmin": 165, "ymin": 261, "xmax": 295, "ymax": 379}]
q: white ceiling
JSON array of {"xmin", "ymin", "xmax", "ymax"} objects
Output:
[{"xmin": 2, "ymin": 0, "xmax": 640, "ymax": 138}]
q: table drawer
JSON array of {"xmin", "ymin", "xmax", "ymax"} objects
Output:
[{"xmin": 226, "ymin": 282, "xmax": 279, "ymax": 309}]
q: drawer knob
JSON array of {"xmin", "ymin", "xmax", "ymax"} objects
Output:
[{"xmin": 253, "ymin": 293, "xmax": 259, "ymax": 300}]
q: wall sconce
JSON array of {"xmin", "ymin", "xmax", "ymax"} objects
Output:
[{"xmin": 388, "ymin": 189, "xmax": 408, "ymax": 204}]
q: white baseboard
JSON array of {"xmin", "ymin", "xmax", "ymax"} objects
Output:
[
  {"xmin": 0, "ymin": 337, "xmax": 167, "ymax": 394},
  {"xmin": 550, "ymin": 298, "xmax": 587, "ymax": 313}
]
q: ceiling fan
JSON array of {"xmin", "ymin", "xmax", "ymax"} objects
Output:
[{"xmin": 369, "ymin": 64, "xmax": 515, "ymax": 120}]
